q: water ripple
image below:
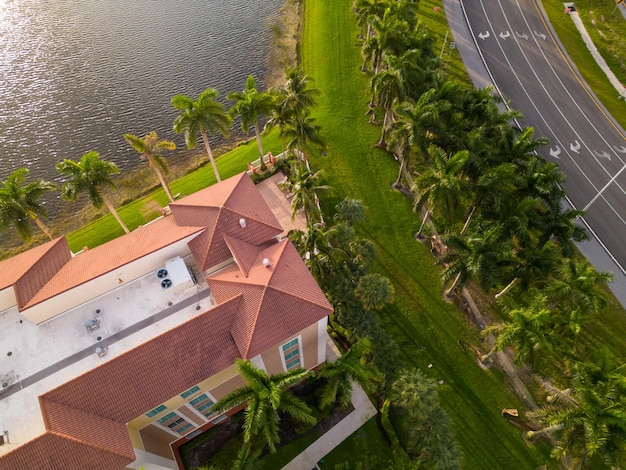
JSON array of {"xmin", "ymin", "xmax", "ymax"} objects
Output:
[{"xmin": 0, "ymin": 0, "xmax": 281, "ymax": 192}]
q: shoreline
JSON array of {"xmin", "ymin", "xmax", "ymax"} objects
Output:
[{"xmin": 0, "ymin": 0, "xmax": 301, "ymax": 258}]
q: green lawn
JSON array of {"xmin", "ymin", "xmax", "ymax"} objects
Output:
[
  {"xmin": 542, "ymin": 0, "xmax": 626, "ymax": 131},
  {"xmin": 301, "ymin": 0, "xmax": 554, "ymax": 467}
]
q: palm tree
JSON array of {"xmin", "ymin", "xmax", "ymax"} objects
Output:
[
  {"xmin": 494, "ymin": 240, "xmax": 560, "ymax": 299},
  {"xmin": 370, "ymin": 67, "xmax": 406, "ymax": 147},
  {"xmin": 124, "ymin": 131, "xmax": 176, "ymax": 202},
  {"xmin": 0, "ymin": 168, "xmax": 57, "ymax": 241},
  {"xmin": 317, "ymin": 338, "xmax": 380, "ymax": 409},
  {"xmin": 355, "ymin": 0, "xmax": 389, "ymax": 42},
  {"xmin": 527, "ymin": 360, "xmax": 626, "ymax": 467},
  {"xmin": 171, "ymin": 88, "xmax": 232, "ymax": 183},
  {"xmin": 546, "ymin": 258, "xmax": 613, "ymax": 320},
  {"xmin": 334, "ymin": 197, "xmax": 366, "ymax": 226},
  {"xmin": 355, "ymin": 273, "xmax": 394, "ymax": 311},
  {"xmin": 289, "ymin": 223, "xmax": 346, "ymax": 284},
  {"xmin": 56, "ymin": 151, "xmax": 129, "ymax": 233},
  {"xmin": 283, "ymin": 110, "xmax": 326, "ymax": 162},
  {"xmin": 391, "ymin": 369, "xmax": 440, "ymax": 422},
  {"xmin": 227, "ymin": 75, "xmax": 275, "ymax": 171},
  {"xmin": 481, "ymin": 293, "xmax": 555, "ymax": 364},
  {"xmin": 413, "ymin": 146, "xmax": 470, "ymax": 238},
  {"xmin": 387, "ymin": 113, "xmax": 415, "ymax": 189},
  {"xmin": 282, "ymin": 67, "xmax": 321, "ymax": 118},
  {"xmin": 440, "ymin": 224, "xmax": 514, "ymax": 297},
  {"xmin": 285, "ymin": 165, "xmax": 329, "ymax": 224},
  {"xmin": 212, "ymin": 359, "xmax": 316, "ymax": 454}
]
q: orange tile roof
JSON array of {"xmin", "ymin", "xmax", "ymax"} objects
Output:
[
  {"xmin": 7, "ymin": 296, "xmax": 244, "ymax": 468},
  {"xmin": 0, "ymin": 237, "xmax": 70, "ymax": 291},
  {"xmin": 21, "ymin": 216, "xmax": 204, "ymax": 309},
  {"xmin": 170, "ymin": 173, "xmax": 283, "ymax": 271},
  {"xmin": 223, "ymin": 234, "xmax": 273, "ymax": 277},
  {"xmin": 207, "ymin": 239, "xmax": 333, "ymax": 358},
  {"xmin": 0, "ymin": 431, "xmax": 133, "ymax": 469}
]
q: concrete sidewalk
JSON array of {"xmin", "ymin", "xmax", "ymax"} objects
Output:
[
  {"xmin": 282, "ymin": 336, "xmax": 377, "ymax": 470},
  {"xmin": 565, "ymin": 3, "xmax": 625, "ymax": 97}
]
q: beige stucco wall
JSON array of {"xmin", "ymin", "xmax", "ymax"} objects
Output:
[
  {"xmin": 0, "ymin": 287, "xmax": 16, "ymax": 312},
  {"xmin": 21, "ymin": 237, "xmax": 195, "ymax": 324}
]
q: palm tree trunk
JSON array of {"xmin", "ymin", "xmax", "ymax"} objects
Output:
[
  {"xmin": 480, "ymin": 347, "xmax": 497, "ymax": 363},
  {"xmin": 445, "ymin": 272, "xmax": 462, "ymax": 298},
  {"xmin": 461, "ymin": 204, "xmax": 476, "ymax": 235},
  {"xmin": 416, "ymin": 208, "xmax": 431, "ymax": 238},
  {"xmin": 254, "ymin": 123, "xmax": 267, "ymax": 171},
  {"xmin": 102, "ymin": 194, "xmax": 130, "ymax": 233},
  {"xmin": 200, "ymin": 130, "xmax": 222, "ymax": 183},
  {"xmin": 32, "ymin": 215, "xmax": 54, "ymax": 240},
  {"xmin": 394, "ymin": 156, "xmax": 406, "ymax": 188},
  {"xmin": 150, "ymin": 162, "xmax": 174, "ymax": 203},
  {"xmin": 495, "ymin": 278, "xmax": 518, "ymax": 299},
  {"xmin": 526, "ymin": 424, "xmax": 564, "ymax": 440}
]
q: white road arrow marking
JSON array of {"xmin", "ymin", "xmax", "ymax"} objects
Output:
[
  {"xmin": 614, "ymin": 145, "xmax": 626, "ymax": 154},
  {"xmin": 499, "ymin": 31, "xmax": 510, "ymax": 40},
  {"xmin": 550, "ymin": 146, "xmax": 561, "ymax": 159},
  {"xmin": 478, "ymin": 31, "xmax": 490, "ymax": 40},
  {"xmin": 516, "ymin": 32, "xmax": 529, "ymax": 40},
  {"xmin": 594, "ymin": 150, "xmax": 611, "ymax": 161},
  {"xmin": 533, "ymin": 30, "xmax": 547, "ymax": 40},
  {"xmin": 570, "ymin": 140, "xmax": 581, "ymax": 153}
]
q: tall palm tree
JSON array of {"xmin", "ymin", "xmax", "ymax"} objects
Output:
[
  {"xmin": 387, "ymin": 112, "xmax": 415, "ymax": 189},
  {"xmin": 440, "ymin": 224, "xmax": 514, "ymax": 297},
  {"xmin": 289, "ymin": 223, "xmax": 346, "ymax": 284},
  {"xmin": 212, "ymin": 359, "xmax": 316, "ymax": 454},
  {"xmin": 282, "ymin": 67, "xmax": 321, "ymax": 118},
  {"xmin": 227, "ymin": 75, "xmax": 275, "ymax": 170},
  {"xmin": 527, "ymin": 360, "xmax": 626, "ymax": 467},
  {"xmin": 317, "ymin": 338, "xmax": 380, "ymax": 409},
  {"xmin": 413, "ymin": 146, "xmax": 470, "ymax": 237},
  {"xmin": 370, "ymin": 67, "xmax": 406, "ymax": 147},
  {"xmin": 481, "ymin": 293, "xmax": 555, "ymax": 364},
  {"xmin": 285, "ymin": 165, "xmax": 329, "ymax": 224},
  {"xmin": 171, "ymin": 88, "xmax": 232, "ymax": 183},
  {"xmin": 283, "ymin": 110, "xmax": 326, "ymax": 162},
  {"xmin": 56, "ymin": 151, "xmax": 129, "ymax": 233},
  {"xmin": 124, "ymin": 131, "xmax": 176, "ymax": 202},
  {"xmin": 0, "ymin": 168, "xmax": 57, "ymax": 241},
  {"xmin": 546, "ymin": 258, "xmax": 613, "ymax": 321}
]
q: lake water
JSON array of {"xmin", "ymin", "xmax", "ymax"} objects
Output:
[{"xmin": 0, "ymin": 0, "xmax": 282, "ymax": 184}]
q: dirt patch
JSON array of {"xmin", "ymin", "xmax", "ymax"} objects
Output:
[{"xmin": 266, "ymin": 0, "xmax": 301, "ymax": 88}]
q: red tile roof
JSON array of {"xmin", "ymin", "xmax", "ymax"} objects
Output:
[
  {"xmin": 21, "ymin": 216, "xmax": 204, "ymax": 310},
  {"xmin": 18, "ymin": 295, "xmax": 243, "ymax": 468},
  {"xmin": 207, "ymin": 239, "xmax": 333, "ymax": 358},
  {"xmin": 0, "ymin": 237, "xmax": 70, "ymax": 291},
  {"xmin": 0, "ymin": 431, "xmax": 133, "ymax": 469},
  {"xmin": 170, "ymin": 173, "xmax": 283, "ymax": 271}
]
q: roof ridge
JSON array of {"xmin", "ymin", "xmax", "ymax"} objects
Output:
[
  {"xmin": 221, "ymin": 172, "xmax": 248, "ymax": 208},
  {"xmin": 47, "ymin": 430, "xmax": 135, "ymax": 459}
]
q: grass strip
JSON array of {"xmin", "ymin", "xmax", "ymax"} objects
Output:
[{"xmin": 302, "ymin": 0, "xmax": 553, "ymax": 467}]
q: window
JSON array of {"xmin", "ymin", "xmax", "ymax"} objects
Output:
[
  {"xmin": 145, "ymin": 404, "xmax": 167, "ymax": 418},
  {"xmin": 180, "ymin": 385, "xmax": 201, "ymax": 399},
  {"xmin": 190, "ymin": 393, "xmax": 217, "ymax": 418},
  {"xmin": 281, "ymin": 337, "xmax": 301, "ymax": 370},
  {"xmin": 157, "ymin": 412, "xmax": 194, "ymax": 435}
]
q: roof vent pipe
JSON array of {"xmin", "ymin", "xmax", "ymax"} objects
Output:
[
  {"xmin": 262, "ymin": 258, "xmax": 271, "ymax": 268},
  {"xmin": 239, "ymin": 218, "xmax": 247, "ymax": 228}
]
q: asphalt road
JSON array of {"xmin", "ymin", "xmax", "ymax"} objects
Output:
[{"xmin": 450, "ymin": 0, "xmax": 626, "ymax": 278}]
